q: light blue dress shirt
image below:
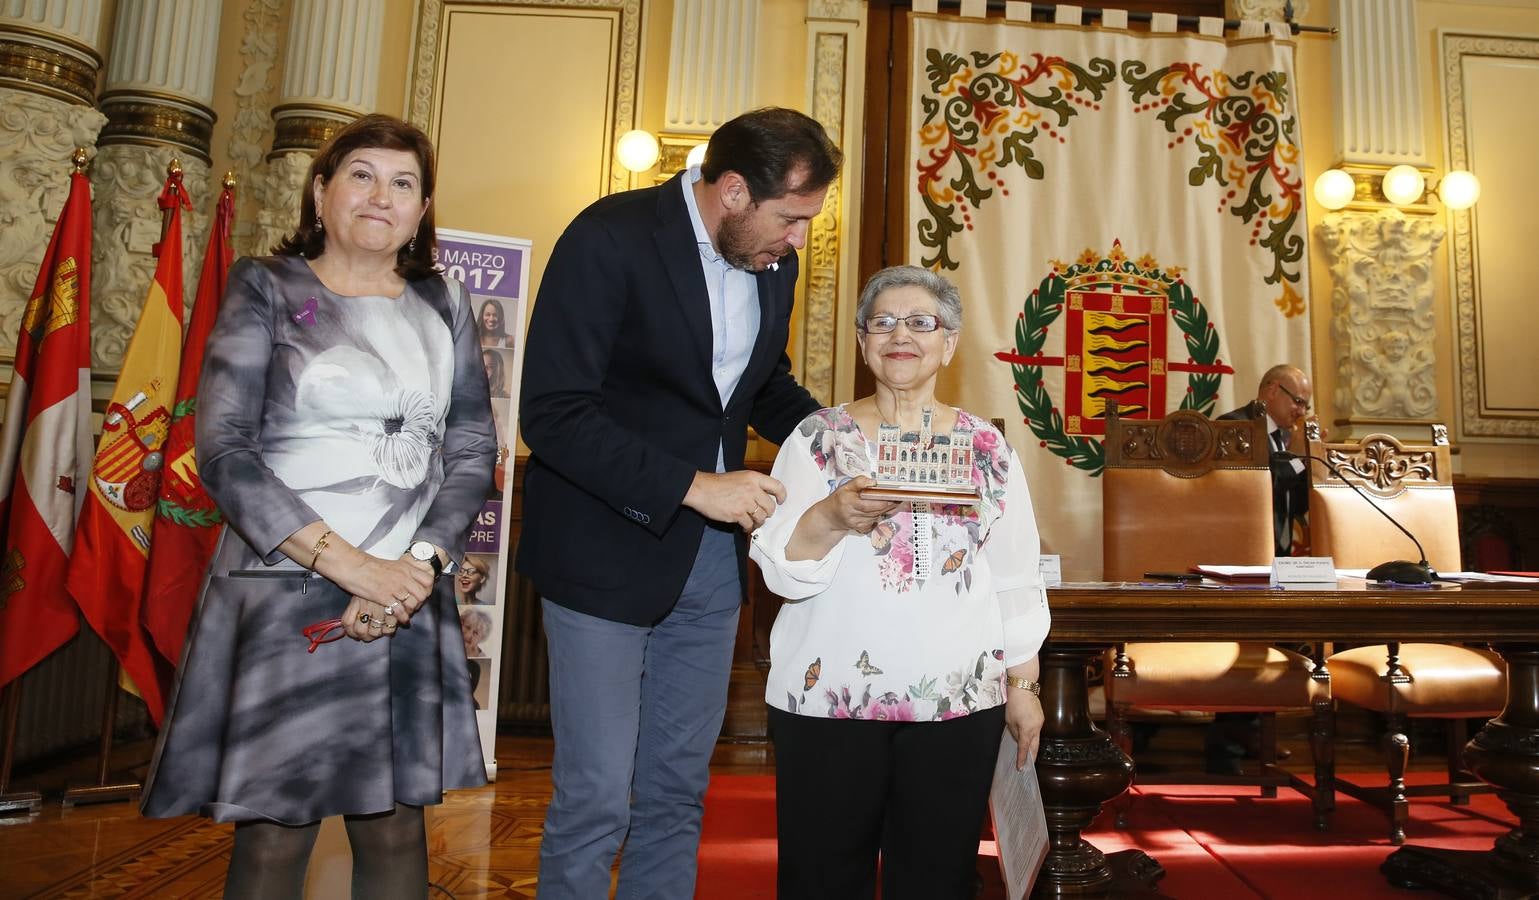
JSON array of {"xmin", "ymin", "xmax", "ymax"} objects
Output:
[{"xmin": 681, "ymin": 166, "xmax": 762, "ymax": 472}]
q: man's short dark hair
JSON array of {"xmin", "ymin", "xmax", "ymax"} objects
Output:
[{"xmin": 699, "ymin": 107, "xmax": 842, "ymax": 200}]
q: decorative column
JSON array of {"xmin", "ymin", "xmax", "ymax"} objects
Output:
[
  {"xmin": 1316, "ymin": 0, "xmax": 1444, "ymax": 435},
  {"xmin": 248, "ymin": 0, "xmax": 383, "ymax": 257},
  {"xmin": 804, "ymin": 0, "xmax": 862, "ymax": 407},
  {"xmin": 655, "ymin": 0, "xmax": 759, "ymax": 178},
  {"xmin": 0, "ymin": 1, "xmax": 107, "ymax": 345},
  {"xmin": 92, "ymin": 0, "xmax": 221, "ymax": 371}
]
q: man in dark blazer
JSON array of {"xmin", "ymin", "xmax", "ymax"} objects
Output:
[
  {"xmin": 1218, "ymin": 363, "xmax": 1314, "ymax": 558},
  {"xmin": 517, "ymin": 108, "xmax": 839, "ymax": 899}
]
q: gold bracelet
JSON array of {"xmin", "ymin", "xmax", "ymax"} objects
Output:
[
  {"xmin": 1006, "ymin": 675, "xmax": 1041, "ymax": 695},
  {"xmin": 309, "ymin": 529, "xmax": 333, "ymax": 571}
]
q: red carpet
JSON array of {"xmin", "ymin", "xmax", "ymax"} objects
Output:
[{"xmin": 695, "ymin": 773, "xmax": 1514, "ymax": 899}]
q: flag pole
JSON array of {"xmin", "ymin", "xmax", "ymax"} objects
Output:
[
  {"xmin": 0, "ymin": 681, "xmax": 42, "ymax": 815},
  {"xmin": 60, "ymin": 661, "xmax": 140, "ymax": 806},
  {"xmin": 61, "ymin": 154, "xmax": 186, "ymax": 808}
]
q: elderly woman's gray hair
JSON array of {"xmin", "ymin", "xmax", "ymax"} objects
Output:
[{"xmin": 855, "ymin": 265, "xmax": 963, "ymax": 333}]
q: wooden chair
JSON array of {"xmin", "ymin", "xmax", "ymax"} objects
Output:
[
  {"xmin": 1101, "ymin": 407, "xmax": 1333, "ymax": 827},
  {"xmin": 1310, "ymin": 424, "xmax": 1505, "ymax": 844}
]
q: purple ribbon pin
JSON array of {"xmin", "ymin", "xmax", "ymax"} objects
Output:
[{"xmin": 293, "ymin": 296, "xmax": 318, "ymax": 326}]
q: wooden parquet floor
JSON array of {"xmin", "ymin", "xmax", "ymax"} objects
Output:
[
  {"xmin": 0, "ymin": 735, "xmax": 771, "ymax": 900},
  {"xmin": 0, "ymin": 720, "xmax": 1443, "ymax": 899}
]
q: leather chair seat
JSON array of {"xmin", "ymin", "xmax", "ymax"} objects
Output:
[
  {"xmin": 1107, "ymin": 642, "xmax": 1325, "ymax": 712},
  {"xmin": 1329, "ymin": 644, "xmax": 1506, "ymax": 716}
]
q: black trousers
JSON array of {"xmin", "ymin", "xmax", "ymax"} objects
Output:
[{"xmin": 768, "ymin": 704, "xmax": 1006, "ymax": 900}]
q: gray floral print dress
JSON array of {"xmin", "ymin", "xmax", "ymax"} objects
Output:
[{"xmin": 140, "ymin": 254, "xmax": 496, "ymax": 825}]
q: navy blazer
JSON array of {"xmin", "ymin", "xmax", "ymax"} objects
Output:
[{"xmin": 516, "ymin": 172, "xmax": 819, "ymax": 625}]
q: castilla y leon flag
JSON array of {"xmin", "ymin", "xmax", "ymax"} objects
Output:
[
  {"xmin": 68, "ymin": 168, "xmax": 192, "ymax": 723},
  {"xmin": 143, "ymin": 181, "xmax": 234, "ymax": 669},
  {"xmin": 0, "ymin": 165, "xmax": 94, "ymax": 690}
]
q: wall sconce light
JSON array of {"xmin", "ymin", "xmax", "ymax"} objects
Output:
[
  {"xmin": 1311, "ymin": 165, "xmax": 1480, "ymax": 211},
  {"xmin": 1434, "ymin": 169, "xmax": 1481, "ymax": 210},
  {"xmin": 1381, "ymin": 164, "xmax": 1425, "ymax": 206},
  {"xmin": 1312, "ymin": 168, "xmax": 1356, "ymax": 211},
  {"xmin": 616, "ymin": 129, "xmax": 660, "ymax": 173}
]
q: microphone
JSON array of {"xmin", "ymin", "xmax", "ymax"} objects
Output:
[{"xmin": 1275, "ymin": 450, "xmax": 1435, "ymax": 584}]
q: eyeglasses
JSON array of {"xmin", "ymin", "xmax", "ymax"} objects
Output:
[
  {"xmin": 1274, "ymin": 383, "xmax": 1311, "ymax": 411},
  {"xmin": 863, "ymin": 314, "xmax": 942, "ymax": 334},
  {"xmin": 302, "ymin": 617, "xmax": 346, "ymax": 652}
]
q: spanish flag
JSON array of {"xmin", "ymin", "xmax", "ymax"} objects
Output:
[
  {"xmin": 0, "ymin": 159, "xmax": 94, "ymax": 691},
  {"xmin": 67, "ymin": 166, "xmax": 191, "ymax": 723},
  {"xmin": 143, "ymin": 179, "xmax": 234, "ymax": 669}
]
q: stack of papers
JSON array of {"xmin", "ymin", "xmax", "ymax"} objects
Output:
[{"xmin": 1191, "ymin": 565, "xmax": 1272, "ymax": 581}]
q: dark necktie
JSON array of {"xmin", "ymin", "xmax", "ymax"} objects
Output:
[{"xmin": 1271, "ymin": 429, "xmax": 1290, "ymax": 553}]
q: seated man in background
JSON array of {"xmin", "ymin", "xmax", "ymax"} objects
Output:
[
  {"xmin": 1199, "ymin": 364, "xmax": 1314, "ymax": 773},
  {"xmin": 1219, "ymin": 363, "xmax": 1313, "ymax": 558}
]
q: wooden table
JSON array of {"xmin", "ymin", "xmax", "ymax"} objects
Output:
[{"xmin": 1035, "ymin": 580, "xmax": 1539, "ymax": 899}]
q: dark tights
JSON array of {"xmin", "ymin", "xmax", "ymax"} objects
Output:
[{"xmin": 225, "ymin": 804, "xmax": 429, "ymax": 900}]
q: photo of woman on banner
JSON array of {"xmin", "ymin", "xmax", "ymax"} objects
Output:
[
  {"xmin": 477, "ymin": 298, "xmax": 513, "ymax": 348},
  {"xmin": 481, "ymin": 348, "xmax": 510, "ymax": 398},
  {"xmin": 455, "ymin": 553, "xmax": 495, "ymax": 605}
]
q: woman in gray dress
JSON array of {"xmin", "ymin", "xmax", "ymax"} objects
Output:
[{"xmin": 140, "ymin": 114, "xmax": 496, "ymax": 900}]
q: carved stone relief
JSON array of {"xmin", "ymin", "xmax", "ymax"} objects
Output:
[
  {"xmin": 0, "ymin": 89, "xmax": 106, "ymax": 352},
  {"xmin": 226, "ymin": 0, "xmax": 284, "ymax": 259},
  {"xmin": 249, "ymin": 151, "xmax": 311, "ymax": 259},
  {"xmin": 1316, "ymin": 209, "xmax": 1444, "ymax": 421},
  {"xmin": 1227, "ymin": 0, "xmax": 1306, "ymax": 22},
  {"xmin": 90, "ymin": 145, "xmax": 210, "ymax": 371}
]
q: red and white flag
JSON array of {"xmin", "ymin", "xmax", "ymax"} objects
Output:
[
  {"xmin": 68, "ymin": 169, "xmax": 191, "ymax": 722},
  {"xmin": 143, "ymin": 181, "xmax": 234, "ymax": 669},
  {"xmin": 0, "ymin": 166, "xmax": 94, "ymax": 690}
]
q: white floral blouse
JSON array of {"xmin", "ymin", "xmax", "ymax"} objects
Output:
[{"xmin": 750, "ymin": 406, "xmax": 1051, "ymax": 722}]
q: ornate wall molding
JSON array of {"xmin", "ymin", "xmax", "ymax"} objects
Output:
[
  {"xmin": 1441, "ymin": 32, "xmax": 1539, "ymax": 439},
  {"xmin": 1317, "ymin": 209, "xmax": 1443, "ymax": 424},
  {"xmin": 225, "ymin": 0, "xmax": 284, "ymax": 259},
  {"xmin": 408, "ymin": 0, "xmax": 642, "ymax": 196},
  {"xmin": 0, "ymin": 89, "xmax": 105, "ymax": 356},
  {"xmin": 89, "ymin": 145, "xmax": 210, "ymax": 372},
  {"xmin": 803, "ymin": 28, "xmax": 848, "ymax": 405}
]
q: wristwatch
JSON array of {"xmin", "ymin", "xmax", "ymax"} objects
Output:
[
  {"xmin": 1006, "ymin": 676, "xmax": 1042, "ymax": 695},
  {"xmin": 410, "ymin": 540, "xmax": 445, "ymax": 578}
]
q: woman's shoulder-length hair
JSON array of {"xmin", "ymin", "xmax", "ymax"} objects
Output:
[{"xmin": 274, "ymin": 113, "xmax": 441, "ymax": 281}]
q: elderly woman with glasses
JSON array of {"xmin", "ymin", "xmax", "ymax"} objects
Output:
[{"xmin": 749, "ymin": 265, "xmax": 1050, "ymax": 900}]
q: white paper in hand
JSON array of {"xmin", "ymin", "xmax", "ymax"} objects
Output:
[{"xmin": 989, "ymin": 729, "xmax": 1049, "ymax": 899}]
